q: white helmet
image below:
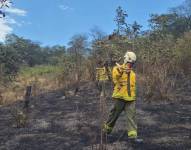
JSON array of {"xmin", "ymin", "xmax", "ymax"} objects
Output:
[{"xmin": 124, "ymin": 51, "xmax": 136, "ymax": 64}]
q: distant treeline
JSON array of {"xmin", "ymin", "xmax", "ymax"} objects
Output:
[{"xmin": 0, "ymin": 0, "xmax": 191, "ymax": 101}]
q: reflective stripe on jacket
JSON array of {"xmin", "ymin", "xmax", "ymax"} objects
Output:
[{"xmin": 112, "ymin": 64, "xmax": 136, "ymax": 101}]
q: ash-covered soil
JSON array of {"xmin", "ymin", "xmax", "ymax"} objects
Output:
[{"xmin": 0, "ymin": 82, "xmax": 190, "ymax": 150}]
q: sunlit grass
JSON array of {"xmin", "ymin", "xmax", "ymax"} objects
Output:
[
  {"xmin": 0, "ymin": 65, "xmax": 66, "ymax": 105},
  {"xmin": 19, "ymin": 65, "xmax": 64, "ymax": 77}
]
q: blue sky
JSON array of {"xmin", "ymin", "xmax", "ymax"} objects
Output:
[{"xmin": 0, "ymin": 0, "xmax": 185, "ymax": 46}]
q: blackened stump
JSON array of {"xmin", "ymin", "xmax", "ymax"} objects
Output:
[{"xmin": 24, "ymin": 86, "xmax": 32, "ymax": 109}]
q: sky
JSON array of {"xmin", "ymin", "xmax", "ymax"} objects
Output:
[{"xmin": 0, "ymin": 0, "xmax": 185, "ymax": 46}]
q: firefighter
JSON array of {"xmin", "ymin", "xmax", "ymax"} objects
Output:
[
  {"xmin": 103, "ymin": 51, "xmax": 141, "ymax": 142},
  {"xmin": 95, "ymin": 59, "xmax": 112, "ymax": 97}
]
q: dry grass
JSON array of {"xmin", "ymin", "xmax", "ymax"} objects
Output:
[
  {"xmin": 0, "ymin": 64, "xmax": 91, "ymax": 105},
  {"xmin": 138, "ymin": 64, "xmax": 180, "ymax": 102},
  {"xmin": 0, "ymin": 74, "xmax": 67, "ymax": 105}
]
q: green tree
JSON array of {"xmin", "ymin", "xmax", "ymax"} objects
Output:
[
  {"xmin": 131, "ymin": 21, "xmax": 142, "ymax": 38},
  {"xmin": 149, "ymin": 1, "xmax": 191, "ymax": 38},
  {"xmin": 5, "ymin": 34, "xmax": 45, "ymax": 67},
  {"xmin": 67, "ymin": 34, "xmax": 88, "ymax": 81},
  {"xmin": 114, "ymin": 6, "xmax": 130, "ymax": 36}
]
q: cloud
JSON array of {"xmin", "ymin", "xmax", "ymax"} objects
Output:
[
  {"xmin": 0, "ymin": 7, "xmax": 27, "ymax": 42},
  {"xmin": 5, "ymin": 17, "xmax": 16, "ymax": 24},
  {"xmin": 4, "ymin": 7, "xmax": 27, "ymax": 16},
  {"xmin": 59, "ymin": 4, "xmax": 74, "ymax": 11},
  {"xmin": 21, "ymin": 20, "xmax": 32, "ymax": 25},
  {"xmin": 0, "ymin": 19, "xmax": 13, "ymax": 42},
  {"xmin": 5, "ymin": 17, "xmax": 22, "ymax": 26}
]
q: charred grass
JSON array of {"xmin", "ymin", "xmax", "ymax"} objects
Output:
[{"xmin": 0, "ymin": 82, "xmax": 190, "ymax": 150}]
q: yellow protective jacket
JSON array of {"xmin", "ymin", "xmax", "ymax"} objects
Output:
[
  {"xmin": 96, "ymin": 67, "xmax": 111, "ymax": 81},
  {"xmin": 112, "ymin": 64, "xmax": 136, "ymax": 101}
]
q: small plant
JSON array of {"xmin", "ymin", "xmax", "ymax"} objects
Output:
[{"xmin": 11, "ymin": 108, "xmax": 28, "ymax": 128}]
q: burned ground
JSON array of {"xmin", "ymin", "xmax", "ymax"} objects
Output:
[{"xmin": 0, "ymin": 82, "xmax": 190, "ymax": 150}]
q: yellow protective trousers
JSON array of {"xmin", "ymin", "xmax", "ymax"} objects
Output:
[{"xmin": 105, "ymin": 98, "xmax": 137, "ymax": 138}]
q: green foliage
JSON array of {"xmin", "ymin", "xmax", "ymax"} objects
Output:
[
  {"xmin": 5, "ymin": 34, "xmax": 47, "ymax": 67},
  {"xmin": 67, "ymin": 34, "xmax": 89, "ymax": 80},
  {"xmin": 19, "ymin": 65, "xmax": 64, "ymax": 78},
  {"xmin": 0, "ymin": 34, "xmax": 67, "ymax": 81},
  {"xmin": 171, "ymin": 0, "xmax": 191, "ymax": 17},
  {"xmin": 149, "ymin": 0, "xmax": 191, "ymax": 38},
  {"xmin": 114, "ymin": 6, "xmax": 129, "ymax": 35},
  {"xmin": 149, "ymin": 13, "xmax": 191, "ymax": 38},
  {"xmin": 131, "ymin": 21, "xmax": 142, "ymax": 38}
]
